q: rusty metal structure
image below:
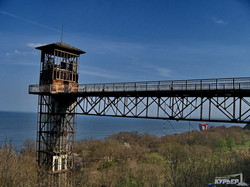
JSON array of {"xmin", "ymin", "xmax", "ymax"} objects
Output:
[
  {"xmin": 31, "ymin": 42, "xmax": 85, "ymax": 186},
  {"xmin": 29, "ymin": 42, "xmax": 250, "ymax": 186}
]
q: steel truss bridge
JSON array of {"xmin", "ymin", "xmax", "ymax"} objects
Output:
[
  {"xmin": 29, "ymin": 42, "xmax": 250, "ymax": 187},
  {"xmin": 30, "ymin": 76, "xmax": 250, "ymax": 124}
]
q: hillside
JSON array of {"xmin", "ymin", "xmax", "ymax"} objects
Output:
[{"xmin": 0, "ymin": 126, "xmax": 249, "ymax": 186}]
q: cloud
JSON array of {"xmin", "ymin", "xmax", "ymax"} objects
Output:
[
  {"xmin": 138, "ymin": 63, "xmax": 183, "ymax": 80},
  {"xmin": 0, "ymin": 48, "xmax": 39, "ymax": 66},
  {"xmin": 212, "ymin": 17, "xmax": 229, "ymax": 25},
  {"xmin": 3, "ymin": 48, "xmax": 40, "ymax": 57},
  {"xmin": 27, "ymin": 43, "xmax": 46, "ymax": 48},
  {"xmin": 14, "ymin": 50, "xmax": 22, "ymax": 54},
  {"xmin": 148, "ymin": 66, "xmax": 181, "ymax": 79},
  {"xmin": 76, "ymin": 37, "xmax": 185, "ymax": 80},
  {"xmin": 7, "ymin": 49, "xmax": 28, "ymax": 56},
  {"xmin": 2, "ymin": 49, "xmax": 25, "ymax": 56},
  {"xmin": 0, "ymin": 10, "xmax": 61, "ymax": 32},
  {"xmin": 0, "ymin": 55, "xmax": 39, "ymax": 66},
  {"xmin": 80, "ymin": 70, "xmax": 118, "ymax": 79},
  {"xmin": 79, "ymin": 66, "xmax": 120, "ymax": 79},
  {"xmin": 154, "ymin": 67, "xmax": 173, "ymax": 77}
]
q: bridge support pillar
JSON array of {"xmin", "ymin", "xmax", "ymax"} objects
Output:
[{"xmin": 37, "ymin": 95, "xmax": 77, "ymax": 186}]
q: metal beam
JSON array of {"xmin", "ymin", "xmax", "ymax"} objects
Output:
[{"xmin": 74, "ymin": 96, "xmax": 250, "ymax": 123}]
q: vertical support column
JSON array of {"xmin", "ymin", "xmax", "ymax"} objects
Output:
[
  {"xmin": 157, "ymin": 97, "xmax": 160, "ymax": 118},
  {"xmin": 37, "ymin": 95, "xmax": 77, "ymax": 187},
  {"xmin": 135, "ymin": 97, "xmax": 138, "ymax": 117},
  {"xmin": 239, "ymin": 97, "xmax": 242, "ymax": 122},
  {"xmin": 180, "ymin": 97, "xmax": 184, "ymax": 119},
  {"xmin": 200, "ymin": 97, "xmax": 203, "ymax": 121},
  {"xmin": 170, "ymin": 97, "xmax": 174, "ymax": 118},
  {"xmin": 146, "ymin": 97, "xmax": 149, "ymax": 117},
  {"xmin": 208, "ymin": 97, "xmax": 211, "ymax": 121},
  {"xmin": 233, "ymin": 97, "xmax": 236, "ymax": 121}
]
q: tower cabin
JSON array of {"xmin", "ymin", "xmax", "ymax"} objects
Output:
[{"xmin": 36, "ymin": 42, "xmax": 85, "ymax": 94}]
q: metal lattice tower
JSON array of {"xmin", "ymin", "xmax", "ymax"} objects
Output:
[{"xmin": 32, "ymin": 42, "xmax": 85, "ymax": 186}]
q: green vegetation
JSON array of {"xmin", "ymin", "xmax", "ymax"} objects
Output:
[
  {"xmin": 73, "ymin": 126, "xmax": 250, "ymax": 186},
  {"xmin": 0, "ymin": 126, "xmax": 250, "ymax": 186}
]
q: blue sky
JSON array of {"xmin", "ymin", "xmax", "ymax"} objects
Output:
[{"xmin": 1, "ymin": 0, "xmax": 250, "ymax": 112}]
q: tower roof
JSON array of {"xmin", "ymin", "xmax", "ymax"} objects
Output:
[{"xmin": 36, "ymin": 42, "xmax": 86, "ymax": 55}]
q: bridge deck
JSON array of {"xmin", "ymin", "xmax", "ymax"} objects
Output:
[
  {"xmin": 29, "ymin": 77, "xmax": 250, "ymax": 97},
  {"xmin": 29, "ymin": 77, "xmax": 250, "ymax": 123}
]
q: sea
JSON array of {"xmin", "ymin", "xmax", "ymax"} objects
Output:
[{"xmin": 0, "ymin": 111, "xmax": 245, "ymax": 147}]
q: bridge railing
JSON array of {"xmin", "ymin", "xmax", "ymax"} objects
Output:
[
  {"xmin": 29, "ymin": 84, "xmax": 51, "ymax": 94},
  {"xmin": 78, "ymin": 77, "xmax": 250, "ymax": 93},
  {"xmin": 29, "ymin": 77, "xmax": 250, "ymax": 94}
]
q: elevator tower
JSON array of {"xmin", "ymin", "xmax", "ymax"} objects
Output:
[{"xmin": 33, "ymin": 42, "xmax": 85, "ymax": 186}]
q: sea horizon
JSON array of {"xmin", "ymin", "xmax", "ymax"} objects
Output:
[{"xmin": 0, "ymin": 110, "xmax": 245, "ymax": 147}]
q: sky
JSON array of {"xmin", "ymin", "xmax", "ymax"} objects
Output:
[{"xmin": 1, "ymin": 0, "xmax": 250, "ymax": 112}]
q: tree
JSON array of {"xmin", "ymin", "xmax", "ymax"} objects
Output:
[
  {"xmin": 227, "ymin": 137, "xmax": 236, "ymax": 151},
  {"xmin": 215, "ymin": 137, "xmax": 228, "ymax": 152}
]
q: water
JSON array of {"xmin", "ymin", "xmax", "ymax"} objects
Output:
[
  {"xmin": 0, "ymin": 111, "xmax": 245, "ymax": 146},
  {"xmin": 0, "ymin": 111, "xmax": 37, "ymax": 146}
]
